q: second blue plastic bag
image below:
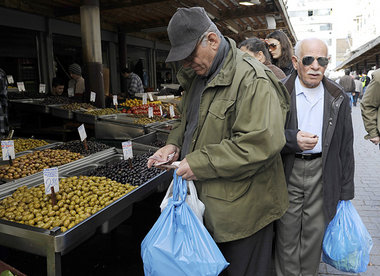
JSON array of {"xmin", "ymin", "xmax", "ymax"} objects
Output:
[
  {"xmin": 322, "ymin": 200, "xmax": 373, "ymax": 273},
  {"xmin": 141, "ymin": 171, "xmax": 229, "ymax": 276}
]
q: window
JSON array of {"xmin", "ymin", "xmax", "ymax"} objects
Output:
[
  {"xmin": 308, "ymin": 10, "xmax": 313, "ymax": 16},
  {"xmin": 320, "ymin": 23, "xmax": 332, "ymax": 31}
]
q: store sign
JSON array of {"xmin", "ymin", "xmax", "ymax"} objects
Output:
[
  {"xmin": 169, "ymin": 105, "xmax": 175, "ymax": 118},
  {"xmin": 6, "ymin": 75, "xmax": 14, "ymax": 84},
  {"xmin": 148, "ymin": 92, "xmax": 154, "ymax": 101},
  {"xmin": 159, "ymin": 105, "xmax": 163, "ymax": 116},
  {"xmin": 122, "ymin": 141, "xmax": 133, "ymax": 160},
  {"xmin": 113, "ymin": 95, "xmax": 118, "ymax": 106},
  {"xmin": 68, "ymin": 87, "xmax": 74, "ymax": 97},
  {"xmin": 77, "ymin": 124, "xmax": 87, "ymax": 141},
  {"xmin": 90, "ymin": 91, "xmax": 96, "ymax": 102},
  {"xmin": 43, "ymin": 167, "xmax": 59, "ymax": 195},
  {"xmin": 148, "ymin": 106, "xmax": 153, "ymax": 118},
  {"xmin": 39, "ymin": 83, "xmax": 46, "ymax": 93},
  {"xmin": 142, "ymin": 93, "xmax": 148, "ymax": 105},
  {"xmin": 16, "ymin": 82, "xmax": 25, "ymax": 92},
  {"xmin": 1, "ymin": 140, "xmax": 15, "ymax": 161}
]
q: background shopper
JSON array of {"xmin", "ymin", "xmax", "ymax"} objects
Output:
[{"xmin": 266, "ymin": 30, "xmax": 294, "ymax": 76}]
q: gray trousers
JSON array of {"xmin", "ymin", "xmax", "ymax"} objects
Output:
[{"xmin": 275, "ymin": 157, "xmax": 325, "ymax": 276}]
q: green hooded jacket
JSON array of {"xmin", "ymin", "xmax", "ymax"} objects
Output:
[
  {"xmin": 361, "ymin": 69, "xmax": 380, "ymax": 139},
  {"xmin": 166, "ymin": 38, "xmax": 290, "ymax": 242}
]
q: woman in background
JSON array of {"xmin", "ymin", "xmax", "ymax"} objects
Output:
[{"xmin": 266, "ymin": 30, "xmax": 294, "ymax": 76}]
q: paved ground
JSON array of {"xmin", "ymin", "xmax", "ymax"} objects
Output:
[{"xmin": 319, "ymin": 105, "xmax": 380, "ymax": 276}]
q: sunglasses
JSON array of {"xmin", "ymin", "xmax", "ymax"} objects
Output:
[
  {"xmin": 267, "ymin": 43, "xmax": 279, "ymax": 50},
  {"xmin": 301, "ymin": 56, "xmax": 329, "ymax": 67}
]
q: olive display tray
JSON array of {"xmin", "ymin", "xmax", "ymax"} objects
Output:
[
  {"xmin": 132, "ymin": 131, "xmax": 168, "ymax": 147},
  {"xmin": 0, "ymin": 145, "xmax": 171, "ymax": 276},
  {"xmin": 50, "ymin": 105, "xmax": 74, "ymax": 119},
  {"xmin": 9, "ymin": 98, "xmax": 51, "ymax": 114}
]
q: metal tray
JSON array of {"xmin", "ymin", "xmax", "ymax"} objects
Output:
[
  {"xmin": 0, "ymin": 146, "xmax": 171, "ymax": 276},
  {"xmin": 151, "ymin": 119, "xmax": 179, "ymax": 133},
  {"xmin": 132, "ymin": 131, "xmax": 168, "ymax": 147},
  {"xmin": 10, "ymin": 98, "xmax": 51, "ymax": 113},
  {"xmin": 98, "ymin": 113, "xmax": 162, "ymax": 128},
  {"xmin": 94, "ymin": 120, "xmax": 147, "ymax": 140},
  {"xmin": 50, "ymin": 105, "xmax": 74, "ymax": 119}
]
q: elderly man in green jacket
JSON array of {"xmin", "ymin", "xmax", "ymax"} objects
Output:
[
  {"xmin": 147, "ymin": 7, "xmax": 289, "ymax": 275},
  {"xmin": 361, "ymin": 68, "xmax": 380, "ymax": 145}
]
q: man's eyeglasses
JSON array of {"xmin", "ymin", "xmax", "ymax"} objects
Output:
[{"xmin": 300, "ymin": 56, "xmax": 329, "ymax": 67}]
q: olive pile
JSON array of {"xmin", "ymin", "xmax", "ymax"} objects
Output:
[
  {"xmin": 0, "ymin": 176, "xmax": 137, "ymax": 232},
  {"xmin": 41, "ymin": 96, "xmax": 74, "ymax": 105},
  {"xmin": 0, "ymin": 149, "xmax": 83, "ymax": 180},
  {"xmin": 150, "ymin": 140, "xmax": 166, "ymax": 148},
  {"xmin": 60, "ymin": 103, "xmax": 96, "ymax": 111},
  {"xmin": 0, "ymin": 138, "xmax": 49, "ymax": 157},
  {"xmin": 86, "ymin": 153, "xmax": 161, "ymax": 186},
  {"xmin": 84, "ymin": 108, "xmax": 120, "ymax": 116},
  {"xmin": 134, "ymin": 116, "xmax": 170, "ymax": 125},
  {"xmin": 53, "ymin": 140, "xmax": 110, "ymax": 156}
]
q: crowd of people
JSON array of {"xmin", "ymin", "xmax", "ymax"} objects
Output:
[{"xmin": 147, "ymin": 6, "xmax": 380, "ymax": 276}]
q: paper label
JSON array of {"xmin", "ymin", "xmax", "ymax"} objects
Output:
[
  {"xmin": 6, "ymin": 75, "xmax": 14, "ymax": 84},
  {"xmin": 169, "ymin": 105, "xmax": 175, "ymax": 118},
  {"xmin": 148, "ymin": 106, "xmax": 153, "ymax": 118},
  {"xmin": 113, "ymin": 95, "xmax": 118, "ymax": 106},
  {"xmin": 77, "ymin": 124, "xmax": 87, "ymax": 141},
  {"xmin": 68, "ymin": 87, "xmax": 74, "ymax": 97},
  {"xmin": 39, "ymin": 83, "xmax": 46, "ymax": 93},
  {"xmin": 90, "ymin": 91, "xmax": 96, "ymax": 102},
  {"xmin": 1, "ymin": 140, "xmax": 15, "ymax": 160},
  {"xmin": 122, "ymin": 141, "xmax": 133, "ymax": 160},
  {"xmin": 159, "ymin": 105, "xmax": 163, "ymax": 116},
  {"xmin": 16, "ymin": 82, "xmax": 25, "ymax": 92},
  {"xmin": 148, "ymin": 92, "xmax": 154, "ymax": 101},
  {"xmin": 43, "ymin": 167, "xmax": 59, "ymax": 195},
  {"xmin": 142, "ymin": 93, "xmax": 148, "ymax": 105}
]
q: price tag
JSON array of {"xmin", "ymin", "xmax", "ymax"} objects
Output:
[
  {"xmin": 77, "ymin": 124, "xmax": 87, "ymax": 141},
  {"xmin": 39, "ymin": 83, "xmax": 46, "ymax": 93},
  {"xmin": 148, "ymin": 92, "xmax": 154, "ymax": 101},
  {"xmin": 68, "ymin": 87, "xmax": 74, "ymax": 97},
  {"xmin": 43, "ymin": 167, "xmax": 59, "ymax": 195},
  {"xmin": 90, "ymin": 91, "xmax": 96, "ymax": 102},
  {"xmin": 159, "ymin": 105, "xmax": 163, "ymax": 116},
  {"xmin": 113, "ymin": 95, "xmax": 118, "ymax": 106},
  {"xmin": 169, "ymin": 105, "xmax": 175, "ymax": 118},
  {"xmin": 6, "ymin": 75, "xmax": 14, "ymax": 84},
  {"xmin": 16, "ymin": 82, "xmax": 25, "ymax": 92},
  {"xmin": 1, "ymin": 140, "xmax": 15, "ymax": 161},
  {"xmin": 142, "ymin": 93, "xmax": 148, "ymax": 105},
  {"xmin": 148, "ymin": 106, "xmax": 153, "ymax": 118},
  {"xmin": 122, "ymin": 141, "xmax": 133, "ymax": 160}
]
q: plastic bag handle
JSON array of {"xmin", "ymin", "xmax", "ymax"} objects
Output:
[{"xmin": 172, "ymin": 170, "xmax": 187, "ymax": 206}]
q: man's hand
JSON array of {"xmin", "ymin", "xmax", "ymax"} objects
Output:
[
  {"xmin": 297, "ymin": 131, "xmax": 319, "ymax": 151},
  {"xmin": 176, "ymin": 158, "xmax": 197, "ymax": 181},
  {"xmin": 147, "ymin": 144, "xmax": 180, "ymax": 168},
  {"xmin": 369, "ymin": 136, "xmax": 380, "ymax": 145}
]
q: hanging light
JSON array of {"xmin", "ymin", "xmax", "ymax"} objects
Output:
[{"xmin": 239, "ymin": 0, "xmax": 261, "ymax": 6}]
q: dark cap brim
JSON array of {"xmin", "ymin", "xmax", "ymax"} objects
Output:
[{"xmin": 165, "ymin": 39, "xmax": 198, "ymax": 63}]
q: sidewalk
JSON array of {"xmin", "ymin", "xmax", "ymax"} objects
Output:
[{"xmin": 319, "ymin": 105, "xmax": 380, "ymax": 275}]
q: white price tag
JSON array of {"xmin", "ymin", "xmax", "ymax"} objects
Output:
[
  {"xmin": 113, "ymin": 95, "xmax": 118, "ymax": 106},
  {"xmin": 148, "ymin": 92, "xmax": 154, "ymax": 101},
  {"xmin": 39, "ymin": 83, "xmax": 46, "ymax": 93},
  {"xmin": 68, "ymin": 87, "xmax": 74, "ymax": 97},
  {"xmin": 1, "ymin": 140, "xmax": 15, "ymax": 161},
  {"xmin": 16, "ymin": 82, "xmax": 25, "ymax": 92},
  {"xmin": 142, "ymin": 93, "xmax": 148, "ymax": 105},
  {"xmin": 43, "ymin": 167, "xmax": 59, "ymax": 195},
  {"xmin": 122, "ymin": 141, "xmax": 133, "ymax": 160},
  {"xmin": 169, "ymin": 105, "xmax": 175, "ymax": 118},
  {"xmin": 77, "ymin": 124, "xmax": 87, "ymax": 141},
  {"xmin": 159, "ymin": 105, "xmax": 163, "ymax": 116},
  {"xmin": 90, "ymin": 91, "xmax": 96, "ymax": 102},
  {"xmin": 148, "ymin": 106, "xmax": 153, "ymax": 118},
  {"xmin": 6, "ymin": 75, "xmax": 14, "ymax": 84}
]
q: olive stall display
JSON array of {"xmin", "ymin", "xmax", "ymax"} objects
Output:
[
  {"xmin": 0, "ymin": 149, "xmax": 83, "ymax": 180},
  {"xmin": 0, "ymin": 176, "xmax": 137, "ymax": 232},
  {"xmin": 0, "ymin": 138, "xmax": 49, "ymax": 157},
  {"xmin": 40, "ymin": 96, "xmax": 75, "ymax": 105},
  {"xmin": 60, "ymin": 103, "xmax": 96, "ymax": 111},
  {"xmin": 84, "ymin": 108, "xmax": 120, "ymax": 116},
  {"xmin": 52, "ymin": 140, "xmax": 110, "ymax": 156},
  {"xmin": 85, "ymin": 153, "xmax": 162, "ymax": 186}
]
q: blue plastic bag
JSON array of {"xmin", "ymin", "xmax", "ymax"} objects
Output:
[
  {"xmin": 141, "ymin": 171, "xmax": 229, "ymax": 276},
  {"xmin": 322, "ymin": 200, "xmax": 373, "ymax": 273}
]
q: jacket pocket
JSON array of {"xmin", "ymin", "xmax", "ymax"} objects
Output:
[
  {"xmin": 202, "ymin": 178, "xmax": 251, "ymax": 202},
  {"xmin": 208, "ymin": 100, "xmax": 235, "ymax": 119}
]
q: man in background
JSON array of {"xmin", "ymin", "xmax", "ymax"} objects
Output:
[
  {"xmin": 51, "ymin": 77, "xmax": 65, "ymax": 96},
  {"xmin": 339, "ymin": 69, "xmax": 355, "ymax": 107},
  {"xmin": 361, "ymin": 68, "xmax": 380, "ymax": 145},
  {"xmin": 68, "ymin": 63, "xmax": 85, "ymax": 97},
  {"xmin": 121, "ymin": 67, "xmax": 144, "ymax": 98}
]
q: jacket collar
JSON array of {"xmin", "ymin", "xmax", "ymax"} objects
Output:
[
  {"xmin": 283, "ymin": 70, "xmax": 343, "ymax": 99},
  {"xmin": 177, "ymin": 37, "xmax": 239, "ymax": 92}
]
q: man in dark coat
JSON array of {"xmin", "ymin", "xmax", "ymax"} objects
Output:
[{"xmin": 275, "ymin": 38, "xmax": 355, "ymax": 276}]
